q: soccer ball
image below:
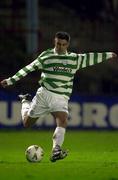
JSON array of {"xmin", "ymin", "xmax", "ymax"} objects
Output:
[{"xmin": 25, "ymin": 145, "xmax": 44, "ymax": 162}]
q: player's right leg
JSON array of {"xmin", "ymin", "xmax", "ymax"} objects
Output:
[{"xmin": 18, "ymin": 94, "xmax": 38, "ymax": 127}]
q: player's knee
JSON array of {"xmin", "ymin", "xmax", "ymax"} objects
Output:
[
  {"xmin": 59, "ymin": 118, "xmax": 67, "ymax": 128},
  {"xmin": 23, "ymin": 116, "xmax": 38, "ymax": 128},
  {"xmin": 23, "ymin": 121, "xmax": 30, "ymax": 128},
  {"xmin": 23, "ymin": 117, "xmax": 31, "ymax": 128}
]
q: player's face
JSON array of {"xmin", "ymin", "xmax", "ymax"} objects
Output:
[{"xmin": 54, "ymin": 38, "xmax": 69, "ymax": 54}]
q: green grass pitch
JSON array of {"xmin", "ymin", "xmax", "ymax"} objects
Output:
[{"xmin": 0, "ymin": 130, "xmax": 118, "ymax": 180}]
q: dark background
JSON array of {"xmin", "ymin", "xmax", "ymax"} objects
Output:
[{"xmin": 0, "ymin": 0, "xmax": 118, "ymax": 96}]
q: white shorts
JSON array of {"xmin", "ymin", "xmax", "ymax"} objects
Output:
[{"xmin": 27, "ymin": 87, "xmax": 69, "ymax": 118}]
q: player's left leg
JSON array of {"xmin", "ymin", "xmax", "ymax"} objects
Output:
[
  {"xmin": 19, "ymin": 88, "xmax": 51, "ymax": 127},
  {"xmin": 50, "ymin": 111, "xmax": 68, "ymax": 162},
  {"xmin": 51, "ymin": 111, "xmax": 68, "ymax": 147}
]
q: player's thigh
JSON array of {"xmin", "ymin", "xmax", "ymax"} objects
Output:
[
  {"xmin": 51, "ymin": 111, "xmax": 68, "ymax": 127},
  {"xmin": 24, "ymin": 116, "xmax": 39, "ymax": 127},
  {"xmin": 28, "ymin": 89, "xmax": 49, "ymax": 117}
]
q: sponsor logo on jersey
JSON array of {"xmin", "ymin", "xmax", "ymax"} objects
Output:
[{"xmin": 53, "ymin": 67, "xmax": 72, "ymax": 73}]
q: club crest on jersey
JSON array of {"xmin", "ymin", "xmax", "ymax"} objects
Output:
[{"xmin": 53, "ymin": 66, "xmax": 72, "ymax": 73}]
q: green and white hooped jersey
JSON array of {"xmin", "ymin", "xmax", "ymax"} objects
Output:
[{"xmin": 6, "ymin": 48, "xmax": 113, "ymax": 99}]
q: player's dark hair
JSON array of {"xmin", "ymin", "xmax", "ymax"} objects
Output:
[{"xmin": 55, "ymin": 31, "xmax": 70, "ymax": 42}]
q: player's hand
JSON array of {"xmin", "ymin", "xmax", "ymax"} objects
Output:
[
  {"xmin": 0, "ymin": 79, "xmax": 8, "ymax": 88},
  {"xmin": 112, "ymin": 52, "xmax": 117, "ymax": 58}
]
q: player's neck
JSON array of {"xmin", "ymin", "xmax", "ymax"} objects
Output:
[{"xmin": 54, "ymin": 48, "xmax": 68, "ymax": 55}]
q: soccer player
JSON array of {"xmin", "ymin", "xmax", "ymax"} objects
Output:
[{"xmin": 0, "ymin": 31, "xmax": 117, "ymax": 162}]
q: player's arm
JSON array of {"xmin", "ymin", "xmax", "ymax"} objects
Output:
[
  {"xmin": 0, "ymin": 57, "xmax": 43, "ymax": 88},
  {"xmin": 77, "ymin": 52, "xmax": 117, "ymax": 70}
]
